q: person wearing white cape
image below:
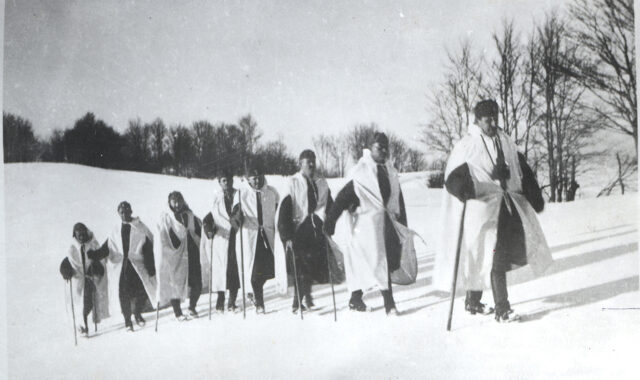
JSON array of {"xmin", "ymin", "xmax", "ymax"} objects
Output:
[
  {"xmin": 276, "ymin": 149, "xmax": 334, "ymax": 313},
  {"xmin": 324, "ymin": 132, "xmax": 417, "ymax": 315},
  {"xmin": 433, "ymin": 99, "xmax": 552, "ymax": 322},
  {"xmin": 231, "ymin": 164, "xmax": 283, "ymax": 314},
  {"xmin": 155, "ymin": 191, "xmax": 204, "ymax": 321},
  {"xmin": 201, "ymin": 171, "xmax": 241, "ymax": 313},
  {"xmin": 85, "ymin": 201, "xmax": 157, "ymax": 331},
  {"xmin": 59, "ymin": 223, "xmax": 110, "ymax": 336}
]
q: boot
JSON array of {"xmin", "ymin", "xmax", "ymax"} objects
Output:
[{"xmin": 349, "ymin": 290, "xmax": 367, "ymax": 312}]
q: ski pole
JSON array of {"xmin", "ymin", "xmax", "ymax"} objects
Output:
[
  {"xmin": 155, "ymin": 302, "xmax": 160, "ymax": 332},
  {"xmin": 289, "ymin": 244, "xmax": 303, "ymax": 320},
  {"xmin": 209, "ymin": 237, "xmax": 213, "ymax": 320},
  {"xmin": 447, "ymin": 201, "xmax": 467, "ymax": 332},
  {"xmin": 69, "ymin": 279, "xmax": 78, "ymax": 346},
  {"xmin": 238, "ymin": 190, "xmax": 246, "ymax": 320},
  {"xmin": 324, "ymin": 234, "xmax": 338, "ymax": 322}
]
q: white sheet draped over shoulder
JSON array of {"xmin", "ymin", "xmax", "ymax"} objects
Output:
[
  {"xmin": 155, "ymin": 209, "xmax": 201, "ymax": 305},
  {"xmin": 234, "ymin": 180, "xmax": 286, "ymax": 294},
  {"xmin": 336, "ymin": 149, "xmax": 418, "ymax": 293},
  {"xmin": 273, "ymin": 172, "xmax": 332, "ymax": 294},
  {"xmin": 105, "ymin": 218, "xmax": 157, "ymax": 313},
  {"xmin": 433, "ymin": 124, "xmax": 553, "ymax": 292},
  {"xmin": 200, "ymin": 185, "xmax": 235, "ymax": 293},
  {"xmin": 66, "ymin": 232, "xmax": 110, "ymax": 322}
]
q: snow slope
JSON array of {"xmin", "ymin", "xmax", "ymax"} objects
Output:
[{"xmin": 4, "ymin": 163, "xmax": 639, "ymax": 380}]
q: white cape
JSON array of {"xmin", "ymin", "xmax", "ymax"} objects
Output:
[
  {"xmin": 155, "ymin": 208, "xmax": 203, "ymax": 305},
  {"xmin": 200, "ymin": 185, "xmax": 236, "ymax": 293},
  {"xmin": 273, "ymin": 171, "xmax": 337, "ymax": 294},
  {"xmin": 234, "ymin": 180, "xmax": 287, "ymax": 294},
  {"xmin": 65, "ymin": 231, "xmax": 110, "ymax": 322},
  {"xmin": 106, "ymin": 218, "xmax": 157, "ymax": 312},
  {"xmin": 433, "ymin": 124, "xmax": 553, "ymax": 292},
  {"xmin": 336, "ymin": 149, "xmax": 418, "ymax": 293}
]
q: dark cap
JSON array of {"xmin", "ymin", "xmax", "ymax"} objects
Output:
[
  {"xmin": 72, "ymin": 222, "xmax": 88, "ymax": 237},
  {"xmin": 474, "ymin": 99, "xmax": 499, "ymax": 119},
  {"xmin": 168, "ymin": 191, "xmax": 184, "ymax": 203},
  {"xmin": 117, "ymin": 201, "xmax": 131, "ymax": 212},
  {"xmin": 372, "ymin": 132, "xmax": 389, "ymax": 147},
  {"xmin": 246, "ymin": 161, "xmax": 265, "ymax": 177},
  {"xmin": 220, "ymin": 169, "xmax": 234, "ymax": 180},
  {"xmin": 299, "ymin": 149, "xmax": 316, "ymax": 161}
]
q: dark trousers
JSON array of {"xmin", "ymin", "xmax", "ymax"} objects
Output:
[
  {"xmin": 292, "ymin": 275, "xmax": 311, "ymax": 307},
  {"xmin": 350, "ymin": 273, "xmax": 396, "ymax": 312},
  {"xmin": 82, "ymin": 279, "xmax": 96, "ymax": 328},
  {"xmin": 216, "ymin": 288, "xmax": 239, "ymax": 309},
  {"xmin": 119, "ymin": 261, "xmax": 147, "ymax": 326},
  {"xmin": 251, "ymin": 277, "xmax": 267, "ymax": 307},
  {"xmin": 465, "ymin": 270, "xmax": 509, "ymax": 314}
]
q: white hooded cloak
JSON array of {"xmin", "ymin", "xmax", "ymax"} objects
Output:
[
  {"xmin": 155, "ymin": 208, "xmax": 203, "ymax": 305},
  {"xmin": 200, "ymin": 186, "xmax": 236, "ymax": 293},
  {"xmin": 234, "ymin": 180, "xmax": 287, "ymax": 294},
  {"xmin": 66, "ymin": 231, "xmax": 110, "ymax": 322},
  {"xmin": 105, "ymin": 218, "xmax": 157, "ymax": 312},
  {"xmin": 433, "ymin": 123, "xmax": 553, "ymax": 291},
  {"xmin": 337, "ymin": 149, "xmax": 418, "ymax": 293}
]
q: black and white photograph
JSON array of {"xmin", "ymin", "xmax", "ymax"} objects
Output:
[{"xmin": 1, "ymin": 0, "xmax": 638, "ymax": 378}]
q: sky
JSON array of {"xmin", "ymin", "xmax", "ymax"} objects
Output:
[{"xmin": 3, "ymin": 0, "xmax": 567, "ymax": 151}]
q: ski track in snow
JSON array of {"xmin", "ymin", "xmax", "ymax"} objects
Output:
[{"xmin": 4, "ymin": 163, "xmax": 639, "ymax": 380}]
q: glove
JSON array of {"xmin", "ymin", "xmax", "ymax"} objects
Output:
[
  {"xmin": 60, "ymin": 258, "xmax": 75, "ymax": 280},
  {"xmin": 323, "ymin": 221, "xmax": 335, "ymax": 237},
  {"xmin": 147, "ymin": 266, "xmax": 156, "ymax": 277}
]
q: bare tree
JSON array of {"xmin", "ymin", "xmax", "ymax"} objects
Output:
[
  {"xmin": 422, "ymin": 39, "xmax": 488, "ymax": 155},
  {"xmin": 569, "ymin": 0, "xmax": 637, "ymax": 155},
  {"xmin": 238, "ymin": 114, "xmax": 262, "ymax": 172},
  {"xmin": 146, "ymin": 118, "xmax": 167, "ymax": 173},
  {"xmin": 535, "ymin": 13, "xmax": 595, "ymax": 202},
  {"xmin": 406, "ymin": 149, "xmax": 426, "ymax": 172},
  {"xmin": 597, "ymin": 152, "xmax": 638, "ymax": 196}
]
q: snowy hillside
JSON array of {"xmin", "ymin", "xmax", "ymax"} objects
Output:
[{"xmin": 4, "ymin": 163, "xmax": 639, "ymax": 380}]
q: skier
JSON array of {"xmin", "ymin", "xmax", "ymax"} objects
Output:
[
  {"xmin": 59, "ymin": 223, "xmax": 110, "ymax": 336},
  {"xmin": 85, "ymin": 201, "xmax": 157, "ymax": 331},
  {"xmin": 231, "ymin": 163, "xmax": 284, "ymax": 314},
  {"xmin": 156, "ymin": 191, "xmax": 204, "ymax": 321},
  {"xmin": 276, "ymin": 149, "xmax": 334, "ymax": 313},
  {"xmin": 201, "ymin": 170, "xmax": 241, "ymax": 313},
  {"xmin": 434, "ymin": 99, "xmax": 552, "ymax": 322},
  {"xmin": 324, "ymin": 133, "xmax": 417, "ymax": 315}
]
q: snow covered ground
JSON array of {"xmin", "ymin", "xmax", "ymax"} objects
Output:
[{"xmin": 3, "ymin": 163, "xmax": 639, "ymax": 379}]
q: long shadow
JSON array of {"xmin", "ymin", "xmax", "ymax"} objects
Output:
[
  {"xmin": 517, "ymin": 276, "xmax": 639, "ymax": 322},
  {"xmin": 510, "ymin": 242, "xmax": 638, "ymax": 287},
  {"xmin": 551, "ymin": 229, "xmax": 636, "ymax": 253}
]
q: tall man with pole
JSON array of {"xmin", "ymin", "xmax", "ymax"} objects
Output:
[
  {"xmin": 231, "ymin": 163, "xmax": 285, "ymax": 314},
  {"xmin": 276, "ymin": 149, "xmax": 336, "ymax": 314},
  {"xmin": 434, "ymin": 99, "xmax": 552, "ymax": 325},
  {"xmin": 201, "ymin": 170, "xmax": 241, "ymax": 314}
]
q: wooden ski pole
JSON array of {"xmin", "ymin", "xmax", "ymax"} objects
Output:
[
  {"xmin": 69, "ymin": 279, "xmax": 78, "ymax": 346},
  {"xmin": 289, "ymin": 245, "xmax": 303, "ymax": 320},
  {"xmin": 447, "ymin": 201, "xmax": 467, "ymax": 332},
  {"xmin": 92, "ymin": 280, "xmax": 98, "ymax": 333},
  {"xmin": 324, "ymin": 234, "xmax": 338, "ymax": 322},
  {"xmin": 238, "ymin": 190, "xmax": 246, "ymax": 320},
  {"xmin": 209, "ymin": 237, "xmax": 213, "ymax": 320},
  {"xmin": 155, "ymin": 302, "xmax": 160, "ymax": 332}
]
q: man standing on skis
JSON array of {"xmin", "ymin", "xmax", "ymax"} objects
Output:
[
  {"xmin": 276, "ymin": 149, "xmax": 334, "ymax": 313},
  {"xmin": 156, "ymin": 191, "xmax": 204, "ymax": 321},
  {"xmin": 201, "ymin": 170, "xmax": 241, "ymax": 313},
  {"xmin": 85, "ymin": 201, "xmax": 157, "ymax": 331},
  {"xmin": 324, "ymin": 132, "xmax": 417, "ymax": 316},
  {"xmin": 434, "ymin": 99, "xmax": 553, "ymax": 322},
  {"xmin": 59, "ymin": 223, "xmax": 110, "ymax": 336},
  {"xmin": 231, "ymin": 163, "xmax": 284, "ymax": 314}
]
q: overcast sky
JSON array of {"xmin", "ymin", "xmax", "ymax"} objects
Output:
[{"xmin": 3, "ymin": 0, "xmax": 566, "ymax": 151}]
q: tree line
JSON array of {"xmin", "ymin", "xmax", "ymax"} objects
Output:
[
  {"xmin": 3, "ymin": 112, "xmax": 298, "ymax": 178},
  {"xmin": 3, "ymin": 112, "xmax": 431, "ymax": 179},
  {"xmin": 421, "ymin": 0, "xmax": 636, "ymax": 201}
]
